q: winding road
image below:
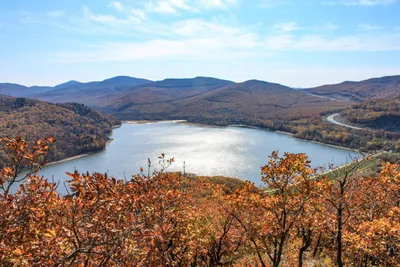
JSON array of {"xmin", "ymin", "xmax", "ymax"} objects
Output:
[
  {"xmin": 306, "ymin": 92, "xmax": 365, "ymax": 131},
  {"xmin": 326, "ymin": 113, "xmax": 364, "ymax": 130}
]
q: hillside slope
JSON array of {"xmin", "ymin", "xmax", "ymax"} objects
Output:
[
  {"xmin": 0, "ymin": 95, "xmax": 120, "ymax": 163},
  {"xmin": 340, "ymin": 96, "xmax": 400, "ymax": 132},
  {"xmin": 304, "ymin": 75, "xmax": 400, "ymax": 101},
  {"xmin": 105, "ymin": 77, "xmax": 234, "ymax": 110},
  {"xmin": 108, "ymin": 79, "xmax": 346, "ymax": 123}
]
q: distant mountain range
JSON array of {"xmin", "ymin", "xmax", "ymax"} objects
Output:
[
  {"xmin": 0, "ymin": 76, "xmax": 153, "ymax": 105},
  {"xmin": 107, "ymin": 79, "xmax": 345, "ymax": 123},
  {"xmin": 1, "ymin": 75, "xmax": 399, "ymax": 122},
  {"xmin": 2, "ymin": 75, "xmax": 399, "ymax": 104},
  {"xmin": 304, "ymin": 75, "xmax": 400, "ymax": 102}
]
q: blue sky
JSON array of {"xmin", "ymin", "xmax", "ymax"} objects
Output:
[{"xmin": 1, "ymin": 0, "xmax": 400, "ymax": 87}]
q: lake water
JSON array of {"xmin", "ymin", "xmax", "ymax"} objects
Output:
[{"xmin": 35, "ymin": 122, "xmax": 361, "ymax": 193}]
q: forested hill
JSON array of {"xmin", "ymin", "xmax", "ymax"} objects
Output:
[
  {"xmin": 107, "ymin": 79, "xmax": 344, "ymax": 122},
  {"xmin": 104, "ymin": 77, "xmax": 234, "ymax": 109},
  {"xmin": 340, "ymin": 96, "xmax": 400, "ymax": 132},
  {"xmin": 0, "ymin": 95, "xmax": 120, "ymax": 164},
  {"xmin": 304, "ymin": 75, "xmax": 400, "ymax": 101}
]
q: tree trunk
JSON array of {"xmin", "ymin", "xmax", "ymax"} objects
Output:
[
  {"xmin": 273, "ymin": 237, "xmax": 286, "ymax": 267},
  {"xmin": 313, "ymin": 233, "xmax": 322, "ymax": 258},
  {"xmin": 298, "ymin": 230, "xmax": 312, "ymax": 267},
  {"xmin": 337, "ymin": 204, "xmax": 343, "ymax": 267}
]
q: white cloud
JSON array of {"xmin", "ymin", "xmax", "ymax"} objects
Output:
[
  {"xmin": 147, "ymin": 0, "xmax": 194, "ymax": 14},
  {"xmin": 41, "ymin": 4, "xmax": 400, "ymax": 65},
  {"xmin": 259, "ymin": 0, "xmax": 292, "ymax": 8},
  {"xmin": 83, "ymin": 6, "xmax": 123, "ymax": 24},
  {"xmin": 172, "ymin": 19, "xmax": 261, "ymax": 51},
  {"xmin": 109, "ymin": 1, "xmax": 124, "ymax": 11},
  {"xmin": 202, "ymin": 0, "xmax": 224, "ymax": 7},
  {"xmin": 54, "ymin": 19, "xmax": 263, "ymax": 63},
  {"xmin": 173, "ymin": 19, "xmax": 239, "ymax": 36},
  {"xmin": 53, "ymin": 11, "xmax": 400, "ymax": 65},
  {"xmin": 358, "ymin": 23, "xmax": 380, "ymax": 31},
  {"xmin": 346, "ymin": 0, "xmax": 396, "ymax": 5},
  {"xmin": 57, "ymin": 40, "xmax": 192, "ymax": 62},
  {"xmin": 264, "ymin": 32, "xmax": 400, "ymax": 51},
  {"xmin": 55, "ymin": 38, "xmax": 259, "ymax": 63},
  {"xmin": 273, "ymin": 22, "xmax": 299, "ymax": 32},
  {"xmin": 201, "ymin": 0, "xmax": 238, "ymax": 8},
  {"xmin": 107, "ymin": 2, "xmax": 147, "ymax": 22},
  {"xmin": 82, "ymin": 6, "xmax": 144, "ymax": 26},
  {"xmin": 131, "ymin": 9, "xmax": 147, "ymax": 21},
  {"xmin": 265, "ymin": 34, "xmax": 294, "ymax": 50},
  {"xmin": 324, "ymin": 0, "xmax": 397, "ymax": 5}
]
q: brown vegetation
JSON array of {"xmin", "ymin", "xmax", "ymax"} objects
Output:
[
  {"xmin": 341, "ymin": 96, "xmax": 400, "ymax": 132},
  {"xmin": 305, "ymin": 75, "xmax": 400, "ymax": 102},
  {"xmin": 0, "ymin": 95, "xmax": 120, "ymax": 165}
]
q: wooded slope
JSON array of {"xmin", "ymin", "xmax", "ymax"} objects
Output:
[
  {"xmin": 0, "ymin": 95, "xmax": 120, "ymax": 163},
  {"xmin": 341, "ymin": 96, "xmax": 400, "ymax": 132},
  {"xmin": 108, "ymin": 80, "xmax": 345, "ymax": 122},
  {"xmin": 304, "ymin": 75, "xmax": 400, "ymax": 101}
]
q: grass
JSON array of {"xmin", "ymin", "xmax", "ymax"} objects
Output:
[{"xmin": 323, "ymin": 151, "xmax": 399, "ymax": 179}]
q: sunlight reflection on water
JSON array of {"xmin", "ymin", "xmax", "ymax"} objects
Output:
[{"xmin": 36, "ymin": 122, "xmax": 362, "ymax": 193}]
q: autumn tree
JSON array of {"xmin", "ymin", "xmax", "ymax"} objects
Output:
[
  {"xmin": 0, "ymin": 136, "xmax": 54, "ymax": 196},
  {"xmin": 314, "ymin": 156, "xmax": 371, "ymax": 267},
  {"xmin": 223, "ymin": 152, "xmax": 316, "ymax": 267},
  {"xmin": 345, "ymin": 162, "xmax": 400, "ymax": 265}
]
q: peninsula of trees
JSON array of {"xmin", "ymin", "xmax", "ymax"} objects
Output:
[{"xmin": 0, "ymin": 95, "xmax": 120, "ymax": 165}]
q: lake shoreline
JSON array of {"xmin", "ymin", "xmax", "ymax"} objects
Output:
[
  {"xmin": 124, "ymin": 120, "xmax": 187, "ymax": 124},
  {"xmin": 47, "ymin": 153, "xmax": 91, "ymax": 166},
  {"xmin": 45, "ymin": 120, "xmax": 361, "ymax": 169},
  {"xmin": 46, "ymin": 134, "xmax": 117, "ymax": 167}
]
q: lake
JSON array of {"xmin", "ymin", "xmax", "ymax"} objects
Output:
[{"xmin": 35, "ymin": 122, "xmax": 362, "ymax": 193}]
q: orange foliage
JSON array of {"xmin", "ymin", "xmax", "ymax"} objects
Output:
[{"xmin": 0, "ymin": 136, "xmax": 399, "ymax": 266}]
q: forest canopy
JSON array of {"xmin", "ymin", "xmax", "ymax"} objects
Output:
[
  {"xmin": 341, "ymin": 96, "xmax": 400, "ymax": 132},
  {"xmin": 0, "ymin": 95, "xmax": 120, "ymax": 165}
]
